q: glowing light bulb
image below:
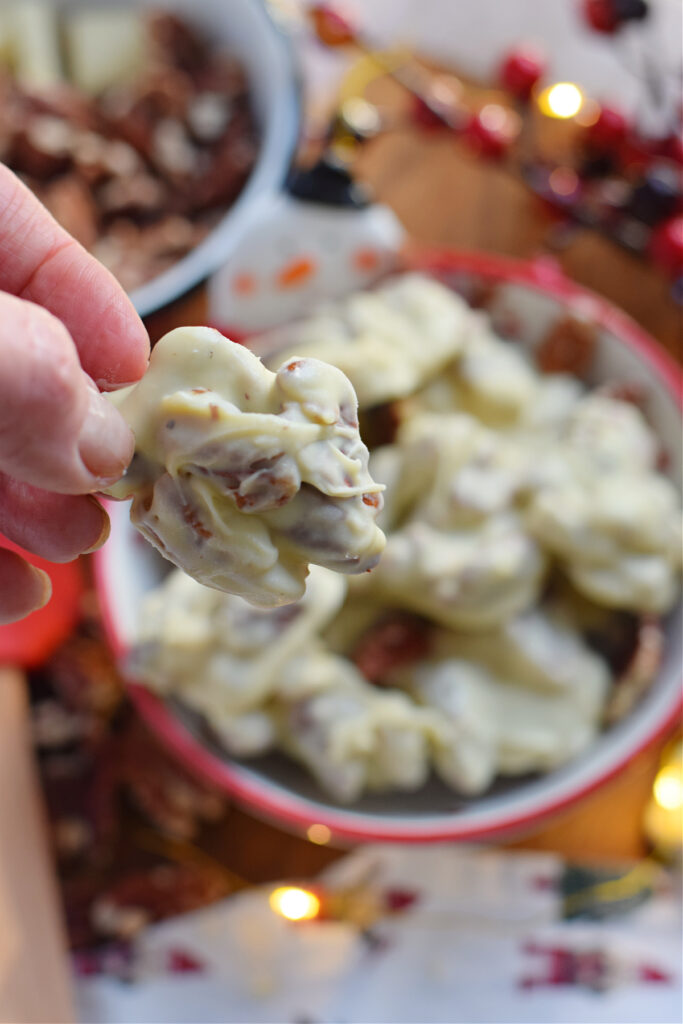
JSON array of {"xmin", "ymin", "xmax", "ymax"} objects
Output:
[
  {"xmin": 538, "ymin": 82, "xmax": 584, "ymax": 119},
  {"xmin": 307, "ymin": 823, "xmax": 332, "ymax": 845},
  {"xmin": 269, "ymin": 886, "xmax": 321, "ymax": 921},
  {"xmin": 654, "ymin": 767, "xmax": 683, "ymax": 812}
]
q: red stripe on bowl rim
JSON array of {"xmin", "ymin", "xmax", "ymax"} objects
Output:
[{"xmin": 94, "ymin": 246, "xmax": 683, "ymax": 843}]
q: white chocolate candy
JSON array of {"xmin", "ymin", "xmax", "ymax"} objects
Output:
[
  {"xmin": 455, "ymin": 323, "xmax": 539, "ymax": 427},
  {"xmin": 132, "ymin": 565, "xmax": 346, "ymax": 751},
  {"xmin": 407, "ymin": 655, "xmax": 608, "ymax": 794},
  {"xmin": 366, "ymin": 516, "xmax": 546, "ymax": 630},
  {"xmin": 433, "ymin": 608, "xmax": 610, "ymax": 712},
  {"xmin": 566, "ymin": 393, "xmax": 659, "ymax": 473},
  {"xmin": 258, "ymin": 274, "xmax": 471, "ymax": 408},
  {"xmin": 395, "ymin": 412, "xmax": 527, "ymax": 528},
  {"xmin": 527, "ymin": 468, "xmax": 681, "ymax": 614},
  {"xmin": 107, "ymin": 327, "xmax": 385, "ymax": 606},
  {"xmin": 410, "ymin": 660, "xmax": 499, "ymax": 796},
  {"xmin": 275, "ymin": 649, "xmax": 431, "ymax": 802}
]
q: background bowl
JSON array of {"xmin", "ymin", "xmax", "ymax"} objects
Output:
[
  {"xmin": 94, "ymin": 248, "xmax": 683, "ymax": 842},
  {"xmin": 50, "ymin": 0, "xmax": 301, "ymax": 316}
]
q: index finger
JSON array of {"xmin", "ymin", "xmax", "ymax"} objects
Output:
[{"xmin": 0, "ymin": 164, "xmax": 149, "ymax": 389}]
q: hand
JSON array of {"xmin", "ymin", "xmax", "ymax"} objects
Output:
[{"xmin": 0, "ymin": 165, "xmax": 149, "ymax": 623}]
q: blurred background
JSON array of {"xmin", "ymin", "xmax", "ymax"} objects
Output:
[{"xmin": 0, "ymin": 1, "xmax": 681, "ymax": 1022}]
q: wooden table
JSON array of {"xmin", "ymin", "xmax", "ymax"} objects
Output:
[{"xmin": 146, "ymin": 77, "xmax": 681, "ymax": 877}]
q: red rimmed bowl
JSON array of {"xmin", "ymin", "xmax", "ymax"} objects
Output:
[{"xmin": 94, "ymin": 248, "xmax": 683, "ymax": 843}]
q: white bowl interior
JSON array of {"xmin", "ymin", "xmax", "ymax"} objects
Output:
[{"xmin": 97, "ymin": 270, "xmax": 682, "ymax": 840}]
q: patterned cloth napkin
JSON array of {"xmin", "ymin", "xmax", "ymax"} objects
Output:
[{"xmin": 74, "ymin": 845, "xmax": 682, "ymax": 1024}]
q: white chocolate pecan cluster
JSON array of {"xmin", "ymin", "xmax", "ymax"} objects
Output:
[
  {"xmin": 362, "ymin": 413, "xmax": 546, "ymax": 629},
  {"xmin": 106, "ymin": 327, "xmax": 385, "ymax": 605},
  {"xmin": 275, "ymin": 647, "xmax": 433, "ymax": 802},
  {"xmin": 131, "ymin": 565, "xmax": 346, "ymax": 757},
  {"xmin": 364, "ymin": 391, "xmax": 681, "ymax": 621},
  {"xmin": 525, "ymin": 395, "xmax": 682, "ymax": 613}
]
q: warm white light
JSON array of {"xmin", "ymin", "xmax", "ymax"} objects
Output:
[
  {"xmin": 307, "ymin": 823, "xmax": 332, "ymax": 845},
  {"xmin": 654, "ymin": 767, "xmax": 683, "ymax": 812},
  {"xmin": 269, "ymin": 886, "xmax": 321, "ymax": 921},
  {"xmin": 539, "ymin": 82, "xmax": 583, "ymax": 119}
]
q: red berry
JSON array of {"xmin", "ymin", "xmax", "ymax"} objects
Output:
[
  {"xmin": 658, "ymin": 134, "xmax": 683, "ymax": 165},
  {"xmin": 309, "ymin": 4, "xmax": 356, "ymax": 47},
  {"xmin": 582, "ymin": 0, "xmax": 619, "ymax": 32},
  {"xmin": 649, "ymin": 215, "xmax": 683, "ymax": 277},
  {"xmin": 618, "ymin": 134, "xmax": 656, "ymax": 172},
  {"xmin": 465, "ymin": 106, "xmax": 519, "ymax": 159},
  {"xmin": 500, "ymin": 47, "xmax": 546, "ymax": 101},
  {"xmin": 586, "ymin": 105, "xmax": 629, "ymax": 149}
]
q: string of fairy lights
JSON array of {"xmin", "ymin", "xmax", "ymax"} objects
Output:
[
  {"xmin": 130, "ymin": 737, "xmax": 681, "ymax": 931},
  {"xmin": 289, "ymin": 1, "xmax": 683, "ymax": 300},
  {"xmin": 271, "ymin": 741, "xmax": 681, "ymax": 926}
]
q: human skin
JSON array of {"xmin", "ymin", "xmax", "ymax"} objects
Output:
[{"xmin": 0, "ymin": 165, "xmax": 149, "ymax": 623}]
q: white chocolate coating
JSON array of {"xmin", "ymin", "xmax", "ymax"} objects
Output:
[
  {"xmin": 258, "ymin": 273, "xmax": 470, "ymax": 408},
  {"xmin": 107, "ymin": 327, "xmax": 385, "ymax": 606},
  {"xmin": 132, "ymin": 565, "xmax": 346, "ymax": 749},
  {"xmin": 525, "ymin": 397, "xmax": 682, "ymax": 613},
  {"xmin": 275, "ymin": 648, "xmax": 432, "ymax": 802},
  {"xmin": 367, "ymin": 517, "xmax": 546, "ymax": 630},
  {"xmin": 406, "ymin": 653, "xmax": 608, "ymax": 794}
]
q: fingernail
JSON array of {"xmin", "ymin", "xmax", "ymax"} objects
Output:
[
  {"xmin": 82, "ymin": 497, "xmax": 111, "ymax": 554},
  {"xmin": 28, "ymin": 565, "xmax": 52, "ymax": 613},
  {"xmin": 78, "ymin": 389, "xmax": 135, "ymax": 487}
]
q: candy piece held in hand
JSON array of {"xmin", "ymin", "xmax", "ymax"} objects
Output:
[{"xmin": 105, "ymin": 327, "xmax": 385, "ymax": 606}]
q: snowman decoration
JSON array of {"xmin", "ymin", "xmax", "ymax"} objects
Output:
[{"xmin": 208, "ymin": 154, "xmax": 405, "ymax": 335}]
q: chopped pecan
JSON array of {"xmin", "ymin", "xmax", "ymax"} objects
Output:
[
  {"xmin": 353, "ymin": 613, "xmax": 431, "ymax": 683},
  {"xmin": 147, "ymin": 12, "xmax": 208, "ymax": 74},
  {"xmin": 9, "ymin": 115, "xmax": 74, "ymax": 178},
  {"xmin": 536, "ymin": 314, "xmax": 597, "ymax": 376},
  {"xmin": 97, "ymin": 173, "xmax": 167, "ymax": 220},
  {"xmin": 603, "ymin": 616, "xmax": 664, "ymax": 724},
  {"xmin": 182, "ymin": 504, "xmax": 213, "ymax": 540},
  {"xmin": 359, "ymin": 402, "xmax": 401, "ymax": 448}
]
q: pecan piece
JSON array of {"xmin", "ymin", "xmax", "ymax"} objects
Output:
[
  {"xmin": 536, "ymin": 314, "xmax": 597, "ymax": 376},
  {"xmin": 353, "ymin": 613, "xmax": 431, "ymax": 684}
]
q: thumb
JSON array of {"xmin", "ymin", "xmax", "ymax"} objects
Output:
[{"xmin": 0, "ymin": 293, "xmax": 135, "ymax": 494}]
